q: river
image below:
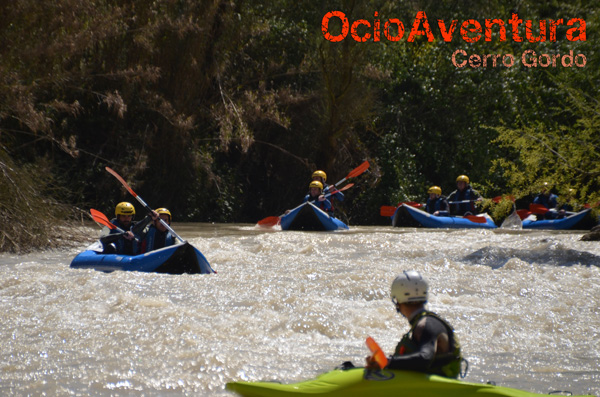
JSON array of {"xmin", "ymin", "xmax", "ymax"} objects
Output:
[{"xmin": 1, "ymin": 223, "xmax": 599, "ymax": 396}]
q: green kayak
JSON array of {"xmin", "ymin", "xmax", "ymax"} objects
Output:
[{"xmin": 226, "ymin": 368, "xmax": 592, "ymax": 397}]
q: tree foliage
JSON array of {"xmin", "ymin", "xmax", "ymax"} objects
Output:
[{"xmin": 1, "ymin": 0, "xmax": 598, "ymax": 250}]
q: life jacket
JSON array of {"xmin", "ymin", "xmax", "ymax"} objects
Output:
[
  {"xmin": 451, "ymin": 187, "xmax": 478, "ymax": 215},
  {"xmin": 304, "ymin": 194, "xmax": 333, "ymax": 213},
  {"xmin": 426, "ymin": 196, "xmax": 448, "ymax": 214},
  {"xmin": 394, "ymin": 310, "xmax": 462, "ymax": 378},
  {"xmin": 142, "ymin": 225, "xmax": 175, "ymax": 253},
  {"xmin": 110, "ymin": 219, "xmax": 138, "ymax": 255}
]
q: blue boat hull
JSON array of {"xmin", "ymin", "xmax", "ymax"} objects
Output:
[
  {"xmin": 280, "ymin": 202, "xmax": 349, "ymax": 231},
  {"xmin": 391, "ymin": 205, "xmax": 423, "ymax": 227},
  {"xmin": 522, "ymin": 209, "xmax": 591, "ymax": 230},
  {"xmin": 402, "ymin": 203, "xmax": 497, "ymax": 229},
  {"xmin": 70, "ymin": 242, "xmax": 214, "ymax": 274}
]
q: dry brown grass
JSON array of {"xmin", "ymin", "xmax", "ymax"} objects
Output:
[{"xmin": 0, "ymin": 149, "xmax": 92, "ymax": 253}]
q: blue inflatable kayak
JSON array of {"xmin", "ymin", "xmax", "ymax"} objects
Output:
[
  {"xmin": 280, "ymin": 202, "xmax": 349, "ymax": 231},
  {"xmin": 402, "ymin": 202, "xmax": 497, "ymax": 229},
  {"xmin": 70, "ymin": 241, "xmax": 214, "ymax": 274},
  {"xmin": 522, "ymin": 208, "xmax": 591, "ymax": 230},
  {"xmin": 227, "ymin": 367, "xmax": 592, "ymax": 397}
]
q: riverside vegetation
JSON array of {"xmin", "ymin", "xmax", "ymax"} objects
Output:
[{"xmin": 1, "ymin": 1, "xmax": 598, "ymax": 252}]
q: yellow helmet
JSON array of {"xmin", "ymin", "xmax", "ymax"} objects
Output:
[
  {"xmin": 155, "ymin": 208, "xmax": 172, "ymax": 222},
  {"xmin": 456, "ymin": 175, "xmax": 470, "ymax": 184},
  {"xmin": 115, "ymin": 202, "xmax": 135, "ymax": 216},
  {"xmin": 312, "ymin": 170, "xmax": 327, "ymax": 182},
  {"xmin": 309, "ymin": 181, "xmax": 323, "ymax": 190},
  {"xmin": 427, "ymin": 186, "xmax": 442, "ymax": 195}
]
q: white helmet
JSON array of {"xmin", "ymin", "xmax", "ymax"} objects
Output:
[{"xmin": 391, "ymin": 270, "xmax": 428, "ymax": 305}]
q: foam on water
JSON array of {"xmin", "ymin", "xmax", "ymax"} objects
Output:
[{"xmin": 0, "ymin": 224, "xmax": 598, "ymax": 396}]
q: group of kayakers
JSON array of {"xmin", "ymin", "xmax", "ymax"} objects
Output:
[
  {"xmin": 425, "ymin": 175, "xmax": 483, "ymax": 217},
  {"xmin": 99, "ymin": 202, "xmax": 175, "ymax": 255},
  {"xmin": 284, "ymin": 170, "xmax": 345, "ymax": 216},
  {"xmin": 425, "ymin": 175, "xmax": 576, "ymax": 220}
]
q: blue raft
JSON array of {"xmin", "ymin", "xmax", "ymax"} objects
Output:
[
  {"xmin": 522, "ymin": 208, "xmax": 591, "ymax": 230},
  {"xmin": 401, "ymin": 203, "xmax": 497, "ymax": 229},
  {"xmin": 280, "ymin": 202, "xmax": 349, "ymax": 231},
  {"xmin": 70, "ymin": 241, "xmax": 214, "ymax": 274}
]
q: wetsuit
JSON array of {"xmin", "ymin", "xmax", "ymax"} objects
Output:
[{"xmin": 387, "ymin": 309, "xmax": 462, "ymax": 378}]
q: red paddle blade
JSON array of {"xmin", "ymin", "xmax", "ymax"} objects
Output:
[
  {"xmin": 90, "ymin": 210, "xmax": 116, "ymax": 229},
  {"xmin": 517, "ymin": 209, "xmax": 532, "ymax": 220},
  {"xmin": 529, "ymin": 204, "xmax": 549, "ymax": 214},
  {"xmin": 366, "ymin": 336, "xmax": 388, "ymax": 369},
  {"xmin": 346, "ymin": 161, "xmax": 370, "ymax": 179},
  {"xmin": 90, "ymin": 208, "xmax": 110, "ymax": 223},
  {"xmin": 257, "ymin": 216, "xmax": 280, "ymax": 227},
  {"xmin": 380, "ymin": 206, "xmax": 397, "ymax": 217},
  {"xmin": 105, "ymin": 166, "xmax": 138, "ymax": 197},
  {"xmin": 464, "ymin": 215, "xmax": 488, "ymax": 224}
]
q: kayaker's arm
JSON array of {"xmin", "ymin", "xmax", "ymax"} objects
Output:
[{"xmin": 131, "ymin": 215, "xmax": 153, "ymax": 238}]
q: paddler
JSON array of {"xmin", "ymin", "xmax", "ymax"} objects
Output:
[
  {"xmin": 312, "ymin": 170, "xmax": 344, "ymax": 203},
  {"xmin": 140, "ymin": 208, "xmax": 176, "ymax": 253},
  {"xmin": 304, "ymin": 180, "xmax": 332, "ymax": 213},
  {"xmin": 365, "ymin": 270, "xmax": 463, "ymax": 378},
  {"xmin": 447, "ymin": 175, "xmax": 482, "ymax": 216},
  {"xmin": 425, "ymin": 186, "xmax": 449, "ymax": 216},
  {"xmin": 99, "ymin": 202, "xmax": 152, "ymax": 255},
  {"xmin": 533, "ymin": 182, "xmax": 562, "ymax": 219}
]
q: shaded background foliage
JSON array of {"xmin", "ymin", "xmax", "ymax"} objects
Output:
[{"xmin": 1, "ymin": 0, "xmax": 598, "ymax": 250}]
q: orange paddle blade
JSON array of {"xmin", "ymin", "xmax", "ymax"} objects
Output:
[
  {"xmin": 366, "ymin": 336, "xmax": 388, "ymax": 369},
  {"xmin": 529, "ymin": 203, "xmax": 549, "ymax": 214},
  {"xmin": 90, "ymin": 209, "xmax": 110, "ymax": 223},
  {"xmin": 464, "ymin": 215, "xmax": 488, "ymax": 224},
  {"xmin": 346, "ymin": 161, "xmax": 370, "ymax": 179},
  {"xmin": 90, "ymin": 209, "xmax": 116, "ymax": 229},
  {"xmin": 380, "ymin": 206, "xmax": 397, "ymax": 217},
  {"xmin": 257, "ymin": 216, "xmax": 280, "ymax": 227},
  {"xmin": 517, "ymin": 209, "xmax": 532, "ymax": 220}
]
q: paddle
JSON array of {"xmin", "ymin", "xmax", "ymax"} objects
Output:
[
  {"xmin": 257, "ymin": 183, "xmax": 354, "ymax": 227},
  {"xmin": 366, "ymin": 336, "xmax": 388, "ymax": 369},
  {"xmin": 90, "ymin": 208, "xmax": 126, "ymax": 233},
  {"xmin": 329, "ymin": 161, "xmax": 370, "ymax": 189},
  {"xmin": 379, "ymin": 205, "xmax": 398, "ymax": 217},
  {"xmin": 89, "ymin": 208, "xmax": 141, "ymax": 242},
  {"xmin": 380, "ymin": 201, "xmax": 423, "ymax": 217},
  {"xmin": 91, "ymin": 209, "xmax": 119, "ymax": 230},
  {"xmin": 105, "ymin": 166, "xmax": 185, "ymax": 243},
  {"xmin": 530, "ymin": 203, "xmax": 549, "ymax": 215},
  {"xmin": 463, "ymin": 215, "xmax": 487, "ymax": 224},
  {"xmin": 530, "ymin": 203, "xmax": 576, "ymax": 217}
]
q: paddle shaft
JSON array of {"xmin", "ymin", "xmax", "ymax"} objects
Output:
[
  {"xmin": 105, "ymin": 167, "xmax": 185, "ymax": 243},
  {"xmin": 287, "ymin": 184, "xmax": 353, "ymax": 215}
]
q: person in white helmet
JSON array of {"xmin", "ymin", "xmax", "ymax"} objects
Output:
[{"xmin": 365, "ymin": 270, "xmax": 463, "ymax": 378}]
